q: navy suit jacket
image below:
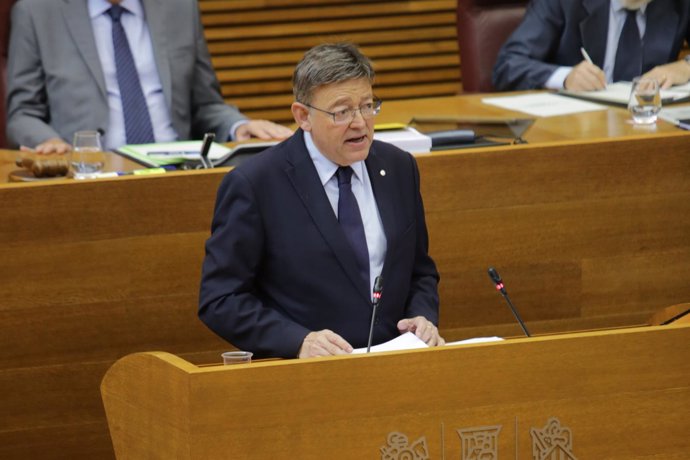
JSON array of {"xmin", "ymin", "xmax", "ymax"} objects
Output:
[
  {"xmin": 199, "ymin": 130, "xmax": 440, "ymax": 358},
  {"xmin": 492, "ymin": 0, "xmax": 690, "ymax": 91}
]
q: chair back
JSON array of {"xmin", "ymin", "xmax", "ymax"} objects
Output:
[
  {"xmin": 1, "ymin": 0, "xmax": 17, "ymax": 148},
  {"xmin": 457, "ymin": 0, "xmax": 528, "ymax": 93}
]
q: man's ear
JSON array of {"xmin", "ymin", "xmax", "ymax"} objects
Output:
[{"xmin": 291, "ymin": 102, "xmax": 312, "ymax": 132}]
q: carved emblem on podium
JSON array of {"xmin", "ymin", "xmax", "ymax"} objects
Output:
[
  {"xmin": 530, "ymin": 417, "xmax": 577, "ymax": 460},
  {"xmin": 380, "ymin": 431, "xmax": 429, "ymax": 460},
  {"xmin": 456, "ymin": 425, "xmax": 502, "ymax": 460}
]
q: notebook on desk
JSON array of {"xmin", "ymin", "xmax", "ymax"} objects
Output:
[
  {"xmin": 115, "ymin": 140, "xmax": 277, "ymax": 168},
  {"xmin": 560, "ymin": 81, "xmax": 690, "ymax": 107}
]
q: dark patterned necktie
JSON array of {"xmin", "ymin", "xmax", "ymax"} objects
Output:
[
  {"xmin": 613, "ymin": 9, "xmax": 642, "ymax": 82},
  {"xmin": 107, "ymin": 5, "xmax": 155, "ymax": 144},
  {"xmin": 336, "ymin": 167, "xmax": 370, "ymax": 285}
]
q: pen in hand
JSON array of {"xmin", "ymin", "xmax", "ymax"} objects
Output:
[
  {"xmin": 576, "ymin": 47, "xmax": 606, "ymax": 90},
  {"xmin": 580, "ymin": 47, "xmax": 594, "ymax": 65}
]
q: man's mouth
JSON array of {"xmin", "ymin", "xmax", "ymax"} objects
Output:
[{"xmin": 345, "ymin": 134, "xmax": 367, "ymax": 145}]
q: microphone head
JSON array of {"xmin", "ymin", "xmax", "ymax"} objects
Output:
[
  {"xmin": 487, "ymin": 267, "xmax": 502, "ymax": 285},
  {"xmin": 373, "ymin": 276, "xmax": 383, "ymax": 293}
]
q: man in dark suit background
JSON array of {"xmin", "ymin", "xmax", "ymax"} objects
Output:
[
  {"xmin": 199, "ymin": 43, "xmax": 443, "ymax": 359},
  {"xmin": 6, "ymin": 0, "xmax": 291, "ymax": 153},
  {"xmin": 493, "ymin": 0, "xmax": 690, "ymax": 91}
]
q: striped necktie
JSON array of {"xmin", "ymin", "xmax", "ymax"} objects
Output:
[{"xmin": 107, "ymin": 5, "xmax": 155, "ymax": 144}]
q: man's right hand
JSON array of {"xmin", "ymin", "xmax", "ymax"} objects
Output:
[
  {"xmin": 564, "ymin": 61, "xmax": 606, "ymax": 91},
  {"xmin": 298, "ymin": 330, "xmax": 353, "ymax": 358},
  {"xmin": 23, "ymin": 137, "xmax": 72, "ymax": 155}
]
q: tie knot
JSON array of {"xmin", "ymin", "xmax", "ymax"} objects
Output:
[
  {"xmin": 336, "ymin": 166, "xmax": 353, "ymax": 186},
  {"xmin": 107, "ymin": 4, "xmax": 124, "ymax": 22}
]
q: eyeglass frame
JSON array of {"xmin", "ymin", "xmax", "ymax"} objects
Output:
[{"xmin": 302, "ymin": 97, "xmax": 382, "ymax": 125}]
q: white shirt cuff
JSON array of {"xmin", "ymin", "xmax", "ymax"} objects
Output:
[
  {"xmin": 229, "ymin": 119, "xmax": 249, "ymax": 141},
  {"xmin": 545, "ymin": 67, "xmax": 573, "ymax": 90}
]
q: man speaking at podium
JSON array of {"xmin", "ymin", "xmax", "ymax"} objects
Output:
[{"xmin": 199, "ymin": 43, "xmax": 444, "ymax": 359}]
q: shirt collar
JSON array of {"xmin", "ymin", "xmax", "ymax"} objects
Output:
[
  {"xmin": 88, "ymin": 0, "xmax": 143, "ymax": 19},
  {"xmin": 303, "ymin": 131, "xmax": 366, "ymax": 186},
  {"xmin": 612, "ymin": 0, "xmax": 649, "ymax": 14}
]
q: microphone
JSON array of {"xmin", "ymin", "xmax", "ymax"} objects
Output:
[
  {"xmin": 199, "ymin": 132, "xmax": 215, "ymax": 169},
  {"xmin": 487, "ymin": 267, "xmax": 531, "ymax": 337},
  {"xmin": 367, "ymin": 276, "xmax": 384, "ymax": 353}
]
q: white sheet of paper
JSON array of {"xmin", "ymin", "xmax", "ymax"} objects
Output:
[
  {"xmin": 445, "ymin": 336, "xmax": 504, "ymax": 346},
  {"xmin": 659, "ymin": 106, "xmax": 690, "ymax": 125},
  {"xmin": 482, "ymin": 93, "xmax": 606, "ymax": 117},
  {"xmin": 351, "ymin": 332, "xmax": 428, "ymax": 354},
  {"xmin": 351, "ymin": 332, "xmax": 505, "ymax": 354}
]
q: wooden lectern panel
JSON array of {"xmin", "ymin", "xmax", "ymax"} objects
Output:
[{"xmin": 102, "ymin": 324, "xmax": 690, "ymax": 459}]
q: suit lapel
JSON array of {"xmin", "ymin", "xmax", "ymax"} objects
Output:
[
  {"xmin": 365, "ymin": 145, "xmax": 396, "ymax": 256},
  {"xmin": 62, "ymin": 0, "xmax": 107, "ymax": 99},
  {"xmin": 580, "ymin": 0, "xmax": 610, "ymax": 67},
  {"xmin": 643, "ymin": 0, "xmax": 679, "ymax": 71},
  {"xmin": 141, "ymin": 0, "xmax": 173, "ymax": 111},
  {"xmin": 284, "ymin": 131, "xmax": 371, "ymax": 302}
]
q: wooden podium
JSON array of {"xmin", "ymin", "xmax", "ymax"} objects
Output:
[{"xmin": 101, "ymin": 324, "xmax": 690, "ymax": 459}]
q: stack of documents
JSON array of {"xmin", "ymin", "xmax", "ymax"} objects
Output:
[
  {"xmin": 373, "ymin": 126, "xmax": 432, "ymax": 154},
  {"xmin": 117, "ymin": 140, "xmax": 233, "ymax": 166},
  {"xmin": 116, "ymin": 140, "xmax": 277, "ymax": 167}
]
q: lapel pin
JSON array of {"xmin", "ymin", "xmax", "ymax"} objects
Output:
[{"xmin": 380, "ymin": 169, "xmax": 386, "ymax": 176}]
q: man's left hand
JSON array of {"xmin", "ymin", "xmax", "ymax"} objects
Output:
[
  {"xmin": 397, "ymin": 316, "xmax": 445, "ymax": 346},
  {"xmin": 235, "ymin": 120, "xmax": 293, "ymax": 141},
  {"xmin": 643, "ymin": 60, "xmax": 690, "ymax": 89}
]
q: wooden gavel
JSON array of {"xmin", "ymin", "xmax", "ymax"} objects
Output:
[{"xmin": 16, "ymin": 156, "xmax": 70, "ymax": 178}]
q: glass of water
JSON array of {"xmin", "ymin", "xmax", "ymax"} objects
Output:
[
  {"xmin": 628, "ymin": 77, "xmax": 661, "ymax": 125},
  {"xmin": 71, "ymin": 131, "xmax": 105, "ymax": 179}
]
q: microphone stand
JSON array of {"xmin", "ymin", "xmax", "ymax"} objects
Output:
[
  {"xmin": 367, "ymin": 276, "xmax": 383, "ymax": 353},
  {"xmin": 488, "ymin": 267, "xmax": 531, "ymax": 337}
]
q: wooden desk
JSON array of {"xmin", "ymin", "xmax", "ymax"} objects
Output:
[
  {"xmin": 0, "ymin": 150, "xmax": 141, "ymax": 184},
  {"xmin": 101, "ymin": 324, "xmax": 690, "ymax": 459},
  {"xmin": 2, "ymin": 96, "xmax": 690, "ymax": 459},
  {"xmin": 377, "ymin": 92, "xmax": 682, "ymax": 142}
]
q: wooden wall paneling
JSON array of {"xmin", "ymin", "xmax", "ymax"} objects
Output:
[
  {"xmin": 0, "ymin": 172, "xmax": 230, "ymax": 460},
  {"xmin": 417, "ymin": 134, "xmax": 690, "ymax": 340},
  {"xmin": 199, "ymin": 0, "xmax": 461, "ymax": 123}
]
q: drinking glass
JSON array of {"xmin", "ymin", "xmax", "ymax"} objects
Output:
[
  {"xmin": 628, "ymin": 77, "xmax": 661, "ymax": 125},
  {"xmin": 221, "ymin": 351, "xmax": 253, "ymax": 365},
  {"xmin": 71, "ymin": 131, "xmax": 105, "ymax": 179}
]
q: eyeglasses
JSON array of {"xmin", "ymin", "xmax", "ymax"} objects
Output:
[{"xmin": 304, "ymin": 98, "xmax": 382, "ymax": 125}]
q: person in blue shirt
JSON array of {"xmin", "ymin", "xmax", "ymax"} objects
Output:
[{"xmin": 6, "ymin": 0, "xmax": 292, "ymax": 153}]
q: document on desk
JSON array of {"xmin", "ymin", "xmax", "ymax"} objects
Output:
[
  {"xmin": 117, "ymin": 140, "xmax": 233, "ymax": 166},
  {"xmin": 351, "ymin": 332, "xmax": 504, "ymax": 354},
  {"xmin": 482, "ymin": 93, "xmax": 606, "ymax": 117},
  {"xmin": 659, "ymin": 106, "xmax": 690, "ymax": 129},
  {"xmin": 373, "ymin": 127, "xmax": 432, "ymax": 154},
  {"xmin": 560, "ymin": 81, "xmax": 690, "ymax": 106}
]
